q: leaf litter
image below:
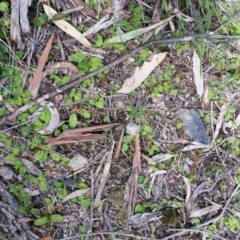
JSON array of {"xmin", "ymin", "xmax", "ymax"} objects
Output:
[{"xmin": 1, "ymin": 1, "xmax": 240, "ymax": 239}]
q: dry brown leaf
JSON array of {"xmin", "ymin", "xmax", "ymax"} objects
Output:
[
  {"xmin": 28, "ymin": 35, "xmax": 54, "ymax": 99},
  {"xmin": 43, "ymin": 4, "xmax": 91, "ymax": 47},
  {"xmin": 62, "ymin": 189, "xmax": 89, "ymax": 203},
  {"xmin": 47, "ymin": 123, "xmax": 117, "ymax": 145},
  {"xmin": 118, "ymin": 52, "xmax": 168, "ymax": 93}
]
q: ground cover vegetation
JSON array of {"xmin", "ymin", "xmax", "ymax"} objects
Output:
[{"xmin": 0, "ymin": 0, "xmax": 240, "ymax": 239}]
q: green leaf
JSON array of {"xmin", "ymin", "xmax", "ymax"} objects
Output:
[
  {"xmin": 77, "ymin": 182, "xmax": 89, "ymax": 189},
  {"xmin": 34, "ymin": 217, "xmax": 49, "ymax": 226},
  {"xmin": 80, "ymin": 109, "xmax": 91, "ymax": 119},
  {"xmin": 80, "ymin": 198, "xmax": 91, "ymax": 207},
  {"xmin": 39, "ymin": 181, "xmax": 48, "ymax": 191},
  {"xmin": 14, "ymin": 95, "xmax": 22, "ymax": 106},
  {"xmin": 0, "ymin": 2, "xmax": 9, "ymax": 13},
  {"xmin": 61, "ymin": 75, "xmax": 71, "ymax": 85},
  {"xmin": 108, "ymin": 16, "xmax": 173, "ymax": 43},
  {"xmin": 0, "ymin": 107, "xmax": 6, "ymax": 117},
  {"xmin": 40, "ymin": 108, "xmax": 51, "ymax": 123},
  {"xmin": 69, "ymin": 113, "xmax": 78, "ymax": 128},
  {"xmin": 121, "ymin": 143, "xmax": 128, "ymax": 152},
  {"xmin": 70, "ymin": 52, "xmax": 86, "ymax": 63},
  {"xmin": 34, "ymin": 150, "xmax": 48, "ymax": 162},
  {"xmin": 49, "ymin": 214, "xmax": 64, "ymax": 223},
  {"xmin": 5, "ymin": 137, "xmax": 12, "ymax": 147},
  {"xmin": 18, "ymin": 112, "xmax": 30, "ymax": 122},
  {"xmin": 79, "ymin": 225, "xmax": 87, "ymax": 234},
  {"xmin": 95, "ymin": 35, "xmax": 103, "ymax": 47},
  {"xmin": 134, "ymin": 204, "xmax": 143, "ymax": 214},
  {"xmin": 51, "ymin": 13, "xmax": 67, "ymax": 21},
  {"xmin": 176, "ymin": 122, "xmax": 183, "ymax": 130}
]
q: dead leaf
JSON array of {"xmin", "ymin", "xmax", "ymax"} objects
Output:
[
  {"xmin": 28, "ymin": 35, "xmax": 54, "ymax": 99},
  {"xmin": 189, "ymin": 204, "xmax": 222, "ymax": 218},
  {"xmin": 182, "ymin": 176, "xmax": 191, "ymax": 205},
  {"xmin": 47, "ymin": 123, "xmax": 117, "ymax": 145},
  {"xmin": 118, "ymin": 52, "xmax": 168, "ymax": 93},
  {"xmin": 62, "ymin": 189, "xmax": 89, "ymax": 203},
  {"xmin": 142, "ymin": 154, "xmax": 156, "ymax": 165},
  {"xmin": 63, "ymin": 215, "xmax": 76, "ymax": 222},
  {"xmin": 151, "ymin": 153, "xmax": 175, "ymax": 163},
  {"xmin": 192, "ymin": 51, "xmax": 204, "ymax": 97},
  {"xmin": 17, "ymin": 217, "xmax": 33, "ymax": 223},
  {"xmin": 43, "ymin": 4, "xmax": 91, "ymax": 47}
]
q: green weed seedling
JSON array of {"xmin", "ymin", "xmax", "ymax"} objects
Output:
[{"xmin": 34, "ymin": 214, "xmax": 64, "ymax": 227}]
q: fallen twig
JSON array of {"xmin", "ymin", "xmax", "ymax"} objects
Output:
[{"xmin": 1, "ymin": 33, "xmax": 240, "ymax": 126}]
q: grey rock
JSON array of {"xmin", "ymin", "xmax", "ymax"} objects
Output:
[
  {"xmin": 179, "ymin": 108, "xmax": 211, "ymax": 145},
  {"xmin": 126, "ymin": 122, "xmax": 141, "ymax": 136},
  {"xmin": 64, "ymin": 178, "xmax": 76, "ymax": 188},
  {"xmin": 68, "ymin": 154, "xmax": 88, "ymax": 171},
  {"xmin": 0, "ymin": 166, "xmax": 14, "ymax": 180},
  {"xmin": 21, "ymin": 159, "xmax": 43, "ymax": 176}
]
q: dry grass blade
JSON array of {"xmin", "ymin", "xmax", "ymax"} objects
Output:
[
  {"xmin": 94, "ymin": 142, "xmax": 115, "ymax": 207},
  {"xmin": 28, "ymin": 35, "xmax": 54, "ymax": 99}
]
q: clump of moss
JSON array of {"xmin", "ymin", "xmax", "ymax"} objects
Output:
[
  {"xmin": 108, "ymin": 185, "xmax": 125, "ymax": 209},
  {"xmin": 161, "ymin": 208, "xmax": 179, "ymax": 227}
]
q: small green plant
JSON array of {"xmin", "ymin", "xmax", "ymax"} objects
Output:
[{"xmin": 34, "ymin": 214, "xmax": 64, "ymax": 227}]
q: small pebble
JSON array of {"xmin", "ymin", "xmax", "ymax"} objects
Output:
[
  {"xmin": 68, "ymin": 154, "xmax": 88, "ymax": 171},
  {"xmin": 21, "ymin": 158, "xmax": 43, "ymax": 176},
  {"xmin": 126, "ymin": 122, "xmax": 141, "ymax": 136},
  {"xmin": 63, "ymin": 178, "xmax": 76, "ymax": 188}
]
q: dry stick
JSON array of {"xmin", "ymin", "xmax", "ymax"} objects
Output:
[{"xmin": 1, "ymin": 32, "xmax": 240, "ymax": 126}]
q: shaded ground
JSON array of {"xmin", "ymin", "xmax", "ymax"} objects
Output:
[{"xmin": 1, "ymin": 0, "xmax": 240, "ymax": 240}]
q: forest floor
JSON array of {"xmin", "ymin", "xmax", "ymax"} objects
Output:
[{"xmin": 1, "ymin": 0, "xmax": 240, "ymax": 239}]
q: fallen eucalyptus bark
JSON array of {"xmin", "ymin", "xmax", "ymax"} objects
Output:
[
  {"xmin": 10, "ymin": 0, "xmax": 32, "ymax": 49},
  {"xmin": 0, "ymin": 32, "xmax": 240, "ymax": 126}
]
